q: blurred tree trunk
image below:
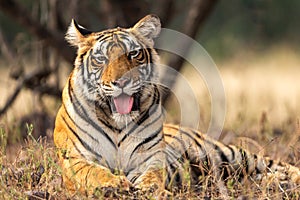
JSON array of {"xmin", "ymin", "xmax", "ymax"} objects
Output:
[{"xmin": 161, "ymin": 0, "xmax": 219, "ymax": 104}]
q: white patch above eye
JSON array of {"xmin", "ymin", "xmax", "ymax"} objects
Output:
[
  {"xmin": 93, "ymin": 54, "xmax": 107, "ymax": 64},
  {"xmin": 90, "ymin": 74, "xmax": 96, "ymax": 81}
]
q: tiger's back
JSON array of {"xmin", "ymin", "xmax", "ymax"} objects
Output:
[
  {"xmin": 54, "ymin": 14, "xmax": 300, "ymax": 196},
  {"xmin": 163, "ymin": 124, "xmax": 300, "ymax": 186}
]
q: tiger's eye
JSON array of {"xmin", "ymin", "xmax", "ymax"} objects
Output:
[
  {"xmin": 94, "ymin": 55, "xmax": 107, "ymax": 64},
  {"xmin": 128, "ymin": 50, "xmax": 140, "ymax": 60}
]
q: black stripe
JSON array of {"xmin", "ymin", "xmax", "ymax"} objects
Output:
[
  {"xmin": 164, "ymin": 149, "xmax": 186, "ymax": 187},
  {"xmin": 94, "ymin": 99, "xmax": 119, "ymax": 132},
  {"xmin": 62, "ymin": 116, "xmax": 103, "ymax": 159},
  {"xmin": 227, "ymin": 145, "xmax": 235, "ymax": 161},
  {"xmin": 239, "ymin": 148, "xmax": 249, "ymax": 174},
  {"xmin": 78, "ymin": 51, "xmax": 88, "ymax": 66},
  {"xmin": 172, "ymin": 128, "xmax": 206, "ymax": 156},
  {"xmin": 164, "ymin": 133, "xmax": 189, "ymax": 159},
  {"xmin": 85, "ymin": 166, "xmax": 94, "ymax": 192},
  {"xmin": 165, "ymin": 127, "xmax": 212, "ymax": 173},
  {"xmin": 69, "ymin": 160, "xmax": 84, "ymax": 169},
  {"xmin": 95, "ymin": 34, "xmax": 111, "ymax": 42},
  {"xmin": 213, "ymin": 144, "xmax": 231, "ymax": 179},
  {"xmin": 126, "ymin": 150, "xmax": 164, "ymax": 177},
  {"xmin": 82, "ymin": 52, "xmax": 90, "ymax": 85},
  {"xmin": 147, "ymin": 48, "xmax": 155, "ymax": 78},
  {"xmin": 254, "ymin": 167, "xmax": 261, "ymax": 175},
  {"xmin": 146, "ymin": 135, "xmax": 163, "ymax": 151},
  {"xmin": 166, "ymin": 156, "xmax": 182, "ymax": 185},
  {"xmin": 68, "ymin": 83, "xmax": 116, "ymax": 149},
  {"xmin": 137, "ymin": 150, "xmax": 164, "ymax": 166},
  {"xmin": 135, "ymin": 86, "xmax": 160, "ymax": 127},
  {"xmin": 188, "ymin": 129, "xmax": 234, "ymax": 168},
  {"xmin": 165, "ymin": 145, "xmax": 185, "ymax": 165},
  {"xmin": 118, "ymin": 96, "xmax": 161, "ymax": 146},
  {"xmin": 252, "ymin": 154, "xmax": 262, "ymax": 175},
  {"xmin": 68, "ymin": 76, "xmax": 74, "ymax": 102},
  {"xmin": 190, "ymin": 129, "xmax": 204, "ymax": 140},
  {"xmin": 254, "ymin": 154, "xmax": 257, "ymax": 160},
  {"xmin": 129, "ymin": 126, "xmax": 163, "ymax": 159},
  {"xmin": 106, "ymin": 41, "xmax": 115, "ymax": 53},
  {"xmin": 63, "ymin": 102, "xmax": 98, "ymax": 143},
  {"xmin": 117, "ymin": 38, "xmax": 127, "ymax": 52},
  {"xmin": 267, "ymin": 159, "xmax": 274, "ymax": 169},
  {"xmin": 214, "ymin": 144, "xmax": 229, "ymax": 163},
  {"xmin": 68, "ymin": 137, "xmax": 88, "ymax": 159},
  {"xmin": 73, "ymin": 163, "xmax": 89, "ymax": 174},
  {"xmin": 147, "ymin": 48, "xmax": 153, "ymax": 64},
  {"xmin": 130, "ymin": 176, "xmax": 138, "ymax": 183}
]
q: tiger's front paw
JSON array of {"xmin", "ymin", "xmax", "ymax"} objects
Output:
[
  {"xmin": 135, "ymin": 180, "xmax": 159, "ymax": 192},
  {"xmin": 98, "ymin": 175, "xmax": 132, "ymax": 190},
  {"xmin": 135, "ymin": 182, "xmax": 172, "ymax": 199},
  {"xmin": 84, "ymin": 168, "xmax": 132, "ymax": 195},
  {"xmin": 134, "ymin": 170, "xmax": 171, "ymax": 198}
]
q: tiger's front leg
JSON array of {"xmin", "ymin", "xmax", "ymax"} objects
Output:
[
  {"xmin": 54, "ymin": 110, "xmax": 132, "ymax": 195},
  {"xmin": 134, "ymin": 167, "xmax": 172, "ymax": 198},
  {"xmin": 130, "ymin": 150, "xmax": 170, "ymax": 196},
  {"xmin": 58, "ymin": 156, "xmax": 131, "ymax": 195}
]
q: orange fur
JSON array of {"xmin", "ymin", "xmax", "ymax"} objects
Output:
[{"xmin": 54, "ymin": 15, "xmax": 300, "ymax": 197}]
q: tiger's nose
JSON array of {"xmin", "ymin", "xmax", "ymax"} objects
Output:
[{"xmin": 111, "ymin": 77, "xmax": 130, "ymax": 88}]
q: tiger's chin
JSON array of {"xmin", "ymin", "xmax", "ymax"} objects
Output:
[{"xmin": 112, "ymin": 111, "xmax": 140, "ymax": 129}]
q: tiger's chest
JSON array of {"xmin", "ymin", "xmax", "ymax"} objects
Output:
[{"xmin": 85, "ymin": 126, "xmax": 162, "ymax": 174}]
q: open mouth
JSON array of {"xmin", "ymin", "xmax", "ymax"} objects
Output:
[{"xmin": 110, "ymin": 93, "xmax": 139, "ymax": 114}]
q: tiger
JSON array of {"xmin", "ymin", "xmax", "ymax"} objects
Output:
[{"xmin": 53, "ymin": 14, "xmax": 300, "ymax": 197}]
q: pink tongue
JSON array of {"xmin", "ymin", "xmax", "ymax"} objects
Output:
[{"xmin": 113, "ymin": 94, "xmax": 134, "ymax": 114}]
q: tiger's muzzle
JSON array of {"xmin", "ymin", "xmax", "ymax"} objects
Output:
[{"xmin": 107, "ymin": 77, "xmax": 141, "ymax": 115}]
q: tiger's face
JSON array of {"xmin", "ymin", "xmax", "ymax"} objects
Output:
[{"xmin": 66, "ymin": 15, "xmax": 161, "ymax": 126}]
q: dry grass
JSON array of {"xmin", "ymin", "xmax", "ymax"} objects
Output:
[
  {"xmin": 1, "ymin": 45, "xmax": 300, "ymax": 199},
  {"xmin": 167, "ymin": 45, "xmax": 300, "ymax": 156},
  {"xmin": 1, "ymin": 130, "xmax": 299, "ymax": 199}
]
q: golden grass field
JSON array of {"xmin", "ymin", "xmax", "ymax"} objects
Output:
[{"xmin": 1, "ymin": 45, "xmax": 300, "ymax": 199}]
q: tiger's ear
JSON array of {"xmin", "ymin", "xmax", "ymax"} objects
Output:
[
  {"xmin": 65, "ymin": 19, "xmax": 93, "ymax": 48},
  {"xmin": 132, "ymin": 15, "xmax": 161, "ymax": 45}
]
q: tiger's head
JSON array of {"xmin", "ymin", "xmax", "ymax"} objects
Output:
[{"xmin": 66, "ymin": 15, "xmax": 161, "ymax": 127}]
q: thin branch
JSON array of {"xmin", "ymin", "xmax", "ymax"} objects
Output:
[
  {"xmin": 26, "ymin": 84, "xmax": 62, "ymax": 97},
  {"xmin": 0, "ymin": 80, "xmax": 23, "ymax": 118},
  {"xmin": 0, "ymin": 28, "xmax": 23, "ymax": 79},
  {"xmin": 0, "ymin": 66, "xmax": 63, "ymax": 118}
]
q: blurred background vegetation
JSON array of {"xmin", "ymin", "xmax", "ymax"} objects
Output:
[
  {"xmin": 0, "ymin": 0, "xmax": 299, "ymax": 150},
  {"xmin": 199, "ymin": 0, "xmax": 300, "ymax": 60},
  {"xmin": 1, "ymin": 0, "xmax": 300, "ymax": 59}
]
